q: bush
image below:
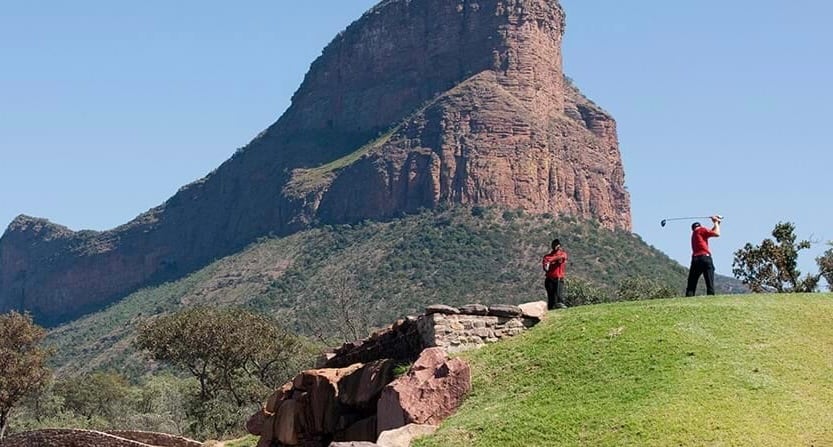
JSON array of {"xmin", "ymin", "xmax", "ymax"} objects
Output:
[
  {"xmin": 617, "ymin": 277, "xmax": 676, "ymax": 302},
  {"xmin": 565, "ymin": 278, "xmax": 610, "ymax": 306}
]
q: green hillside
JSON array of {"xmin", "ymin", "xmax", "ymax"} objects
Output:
[
  {"xmin": 47, "ymin": 207, "xmax": 741, "ymax": 376},
  {"xmin": 416, "ymin": 293, "xmax": 833, "ymax": 447}
]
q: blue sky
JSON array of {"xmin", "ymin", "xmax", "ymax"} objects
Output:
[{"xmin": 1, "ymin": 1, "xmax": 831, "ymax": 281}]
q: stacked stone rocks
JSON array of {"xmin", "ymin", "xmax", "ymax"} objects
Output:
[
  {"xmin": 247, "ymin": 301, "xmax": 546, "ymax": 447},
  {"xmin": 418, "ymin": 302, "xmax": 545, "ymax": 353}
]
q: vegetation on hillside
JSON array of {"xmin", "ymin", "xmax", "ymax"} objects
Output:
[
  {"xmin": 137, "ymin": 308, "xmax": 314, "ymax": 436},
  {"xmin": 416, "ymin": 294, "xmax": 833, "ymax": 447},
  {"xmin": 46, "ymin": 206, "xmax": 742, "ymax": 378},
  {"xmin": 10, "ymin": 373, "xmax": 194, "ymax": 437},
  {"xmin": 0, "ymin": 312, "xmax": 52, "ymax": 440},
  {"xmin": 11, "ymin": 308, "xmax": 316, "ymax": 440}
]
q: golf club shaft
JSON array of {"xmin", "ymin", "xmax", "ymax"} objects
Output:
[{"xmin": 664, "ymin": 215, "xmax": 723, "ymax": 222}]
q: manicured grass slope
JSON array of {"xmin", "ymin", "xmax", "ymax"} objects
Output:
[{"xmin": 416, "ymin": 294, "xmax": 833, "ymax": 447}]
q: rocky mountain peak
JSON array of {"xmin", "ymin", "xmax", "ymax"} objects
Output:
[{"xmin": 0, "ymin": 0, "xmax": 630, "ymax": 325}]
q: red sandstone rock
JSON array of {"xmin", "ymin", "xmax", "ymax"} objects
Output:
[
  {"xmin": 276, "ymin": 399, "xmax": 300, "ymax": 445},
  {"xmin": 0, "ymin": 0, "xmax": 630, "ymax": 325},
  {"xmin": 376, "ymin": 348, "xmax": 471, "ymax": 435},
  {"xmin": 265, "ymin": 380, "xmax": 294, "ymax": 414},
  {"xmin": 294, "ymin": 364, "xmax": 364, "ymax": 434},
  {"xmin": 337, "ymin": 415, "xmax": 378, "ymax": 443},
  {"xmin": 338, "ymin": 359, "xmax": 397, "ymax": 408},
  {"xmin": 246, "ymin": 409, "xmax": 268, "ymax": 436}
]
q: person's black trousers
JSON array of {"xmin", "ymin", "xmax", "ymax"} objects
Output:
[
  {"xmin": 545, "ymin": 277, "xmax": 565, "ymax": 309},
  {"xmin": 686, "ymin": 255, "xmax": 715, "ymax": 296}
]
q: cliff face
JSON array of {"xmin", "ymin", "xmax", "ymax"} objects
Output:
[{"xmin": 0, "ymin": 0, "xmax": 630, "ymax": 325}]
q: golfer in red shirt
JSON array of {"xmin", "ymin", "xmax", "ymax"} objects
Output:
[
  {"xmin": 542, "ymin": 239, "xmax": 568, "ymax": 309},
  {"xmin": 686, "ymin": 215, "xmax": 721, "ymax": 296}
]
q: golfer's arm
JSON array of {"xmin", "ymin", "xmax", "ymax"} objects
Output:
[{"xmin": 711, "ymin": 222, "xmax": 721, "ymax": 237}]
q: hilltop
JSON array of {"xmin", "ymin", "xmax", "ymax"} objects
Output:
[{"xmin": 417, "ymin": 293, "xmax": 833, "ymax": 446}]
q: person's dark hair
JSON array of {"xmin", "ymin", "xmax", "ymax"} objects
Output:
[
  {"xmin": 551, "ymin": 239, "xmax": 561, "ymax": 249},
  {"xmin": 691, "ymin": 222, "xmax": 702, "ymax": 231}
]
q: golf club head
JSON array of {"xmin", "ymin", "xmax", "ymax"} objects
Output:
[{"xmin": 660, "ymin": 219, "xmax": 666, "ymax": 227}]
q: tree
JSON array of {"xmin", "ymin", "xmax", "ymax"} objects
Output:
[
  {"xmin": 818, "ymin": 243, "xmax": 833, "ymax": 291},
  {"xmin": 0, "ymin": 312, "xmax": 52, "ymax": 439},
  {"xmin": 732, "ymin": 222, "xmax": 820, "ymax": 293},
  {"xmin": 132, "ymin": 374, "xmax": 190, "ymax": 435},
  {"xmin": 295, "ymin": 269, "xmax": 372, "ymax": 345},
  {"xmin": 136, "ymin": 307, "xmax": 308, "ymax": 406},
  {"xmin": 55, "ymin": 372, "xmax": 132, "ymax": 422}
]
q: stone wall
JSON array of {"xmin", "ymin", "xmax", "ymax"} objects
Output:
[
  {"xmin": 322, "ymin": 317, "xmax": 423, "ymax": 369},
  {"xmin": 322, "ymin": 302, "xmax": 544, "ymax": 368},
  {"xmin": 417, "ymin": 311, "xmax": 537, "ymax": 354}
]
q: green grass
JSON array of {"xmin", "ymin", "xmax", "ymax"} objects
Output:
[
  {"xmin": 415, "ymin": 293, "xmax": 833, "ymax": 447},
  {"xmin": 284, "ymin": 128, "xmax": 395, "ymax": 195}
]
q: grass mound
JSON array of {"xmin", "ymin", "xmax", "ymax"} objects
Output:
[{"xmin": 416, "ymin": 293, "xmax": 833, "ymax": 447}]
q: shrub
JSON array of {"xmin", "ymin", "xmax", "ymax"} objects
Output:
[
  {"xmin": 617, "ymin": 277, "xmax": 676, "ymax": 302},
  {"xmin": 565, "ymin": 278, "xmax": 610, "ymax": 306}
]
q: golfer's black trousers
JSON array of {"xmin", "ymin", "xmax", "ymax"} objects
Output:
[
  {"xmin": 545, "ymin": 277, "xmax": 565, "ymax": 309},
  {"xmin": 686, "ymin": 255, "xmax": 715, "ymax": 296}
]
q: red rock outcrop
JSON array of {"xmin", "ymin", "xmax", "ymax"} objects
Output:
[
  {"xmin": 249, "ymin": 351, "xmax": 469, "ymax": 446},
  {"xmin": 0, "ymin": 0, "xmax": 631, "ymax": 324},
  {"xmin": 253, "ymin": 360, "xmax": 396, "ymax": 446},
  {"xmin": 376, "ymin": 348, "xmax": 472, "ymax": 435}
]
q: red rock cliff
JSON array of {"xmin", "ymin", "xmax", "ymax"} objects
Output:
[{"xmin": 0, "ymin": 0, "xmax": 630, "ymax": 325}]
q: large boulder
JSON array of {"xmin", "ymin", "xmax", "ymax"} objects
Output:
[
  {"xmin": 294, "ymin": 364, "xmax": 364, "ymax": 434},
  {"xmin": 246, "ymin": 409, "xmax": 268, "ymax": 436},
  {"xmin": 337, "ymin": 415, "xmax": 378, "ymax": 443},
  {"xmin": 488, "ymin": 304, "xmax": 523, "ymax": 318},
  {"xmin": 376, "ymin": 348, "xmax": 471, "ymax": 435},
  {"xmin": 519, "ymin": 301, "xmax": 548, "ymax": 320},
  {"xmin": 376, "ymin": 424, "xmax": 438, "ymax": 447},
  {"xmin": 458, "ymin": 304, "xmax": 489, "ymax": 315},
  {"xmin": 338, "ymin": 359, "xmax": 397, "ymax": 408},
  {"xmin": 425, "ymin": 304, "xmax": 460, "ymax": 315}
]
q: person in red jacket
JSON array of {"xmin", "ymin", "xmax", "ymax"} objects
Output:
[
  {"xmin": 542, "ymin": 239, "xmax": 568, "ymax": 310},
  {"xmin": 686, "ymin": 215, "xmax": 721, "ymax": 296}
]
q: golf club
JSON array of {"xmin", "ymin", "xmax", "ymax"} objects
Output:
[{"xmin": 660, "ymin": 215, "xmax": 723, "ymax": 227}]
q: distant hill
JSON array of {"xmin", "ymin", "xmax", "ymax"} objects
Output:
[
  {"xmin": 416, "ymin": 293, "xmax": 833, "ymax": 447},
  {"xmin": 47, "ymin": 207, "xmax": 743, "ymax": 377}
]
